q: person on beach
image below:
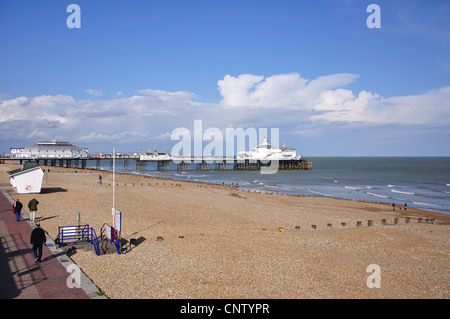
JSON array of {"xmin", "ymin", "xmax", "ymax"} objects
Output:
[
  {"xmin": 392, "ymin": 202, "xmax": 395, "ymax": 211},
  {"xmin": 98, "ymin": 175, "xmax": 102, "ymax": 185},
  {"xmin": 404, "ymin": 203, "xmax": 407, "ymax": 211},
  {"xmin": 28, "ymin": 197, "xmax": 39, "ymax": 222},
  {"xmin": 30, "ymin": 223, "xmax": 46, "ymax": 263},
  {"xmin": 13, "ymin": 199, "xmax": 23, "ymax": 222}
]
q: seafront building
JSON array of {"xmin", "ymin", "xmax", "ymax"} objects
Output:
[
  {"xmin": 236, "ymin": 137, "xmax": 300, "ymax": 160},
  {"xmin": 139, "ymin": 149, "xmax": 171, "ymax": 161},
  {"xmin": 10, "ymin": 140, "xmax": 88, "ymax": 159}
]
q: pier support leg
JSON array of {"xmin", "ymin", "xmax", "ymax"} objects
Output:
[{"xmin": 157, "ymin": 161, "xmax": 170, "ymax": 171}]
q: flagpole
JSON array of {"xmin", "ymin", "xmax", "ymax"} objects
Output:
[{"xmin": 112, "ymin": 148, "xmax": 115, "ymax": 227}]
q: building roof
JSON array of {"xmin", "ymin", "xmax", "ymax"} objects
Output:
[
  {"xmin": 7, "ymin": 162, "xmax": 43, "ymax": 177},
  {"xmin": 24, "ymin": 140, "xmax": 85, "ymax": 153}
]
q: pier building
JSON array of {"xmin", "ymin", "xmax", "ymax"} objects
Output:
[{"xmin": 10, "ymin": 140, "xmax": 88, "ymax": 159}]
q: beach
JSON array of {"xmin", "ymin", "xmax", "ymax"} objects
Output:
[{"xmin": 1, "ymin": 162, "xmax": 449, "ymax": 299}]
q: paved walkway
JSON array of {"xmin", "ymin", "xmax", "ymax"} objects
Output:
[{"xmin": 0, "ymin": 187, "xmax": 105, "ymax": 299}]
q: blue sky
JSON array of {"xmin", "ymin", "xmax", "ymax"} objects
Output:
[{"xmin": 1, "ymin": 0, "xmax": 449, "ymax": 156}]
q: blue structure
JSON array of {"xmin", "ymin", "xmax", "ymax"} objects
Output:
[{"xmin": 57, "ymin": 224, "xmax": 120, "ymax": 256}]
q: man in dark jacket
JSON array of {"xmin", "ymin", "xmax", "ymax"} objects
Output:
[
  {"xmin": 30, "ymin": 223, "xmax": 46, "ymax": 263},
  {"xmin": 27, "ymin": 197, "xmax": 39, "ymax": 221},
  {"xmin": 14, "ymin": 199, "xmax": 23, "ymax": 222}
]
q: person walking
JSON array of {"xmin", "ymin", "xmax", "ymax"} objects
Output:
[
  {"xmin": 28, "ymin": 197, "xmax": 39, "ymax": 222},
  {"xmin": 392, "ymin": 202, "xmax": 395, "ymax": 211},
  {"xmin": 30, "ymin": 223, "xmax": 46, "ymax": 263},
  {"xmin": 13, "ymin": 199, "xmax": 23, "ymax": 222}
]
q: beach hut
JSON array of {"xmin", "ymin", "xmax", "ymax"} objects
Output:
[{"xmin": 8, "ymin": 162, "xmax": 45, "ymax": 194}]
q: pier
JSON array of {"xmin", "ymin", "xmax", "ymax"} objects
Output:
[
  {"xmin": 120, "ymin": 156, "xmax": 312, "ymax": 172},
  {"xmin": 2, "ymin": 138, "xmax": 312, "ymax": 172},
  {"xmin": 0, "ymin": 156, "xmax": 312, "ymax": 172}
]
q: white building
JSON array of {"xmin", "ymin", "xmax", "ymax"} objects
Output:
[
  {"xmin": 139, "ymin": 149, "xmax": 171, "ymax": 161},
  {"xmin": 10, "ymin": 148, "xmax": 24, "ymax": 157},
  {"xmin": 10, "ymin": 140, "xmax": 88, "ymax": 159},
  {"xmin": 8, "ymin": 162, "xmax": 45, "ymax": 194},
  {"xmin": 236, "ymin": 137, "xmax": 300, "ymax": 160}
]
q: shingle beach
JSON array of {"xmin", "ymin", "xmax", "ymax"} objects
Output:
[{"xmin": 1, "ymin": 163, "xmax": 449, "ymax": 299}]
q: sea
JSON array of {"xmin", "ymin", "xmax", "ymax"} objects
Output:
[{"xmin": 87, "ymin": 157, "xmax": 450, "ymax": 215}]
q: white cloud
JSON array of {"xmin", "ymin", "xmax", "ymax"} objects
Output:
[
  {"xmin": 311, "ymin": 86, "xmax": 450, "ymax": 125},
  {"xmin": 154, "ymin": 132, "xmax": 172, "ymax": 140},
  {"xmin": 138, "ymin": 89, "xmax": 196, "ymax": 102},
  {"xmin": 85, "ymin": 89, "xmax": 103, "ymax": 96},
  {"xmin": 75, "ymin": 131, "xmax": 151, "ymax": 144},
  {"xmin": 217, "ymin": 72, "xmax": 450, "ymax": 126},
  {"xmin": 218, "ymin": 72, "xmax": 360, "ymax": 109},
  {"xmin": 0, "ymin": 89, "xmax": 201, "ymax": 149},
  {"xmin": 1, "ymin": 73, "xmax": 449, "ymax": 153},
  {"xmin": 0, "ymin": 95, "xmax": 75, "ymax": 123}
]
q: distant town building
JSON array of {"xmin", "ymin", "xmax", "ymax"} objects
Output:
[
  {"xmin": 9, "ymin": 148, "xmax": 24, "ymax": 157},
  {"xmin": 10, "ymin": 140, "xmax": 88, "ymax": 159},
  {"xmin": 92, "ymin": 152, "xmax": 108, "ymax": 158},
  {"xmin": 128, "ymin": 152, "xmax": 140, "ymax": 158}
]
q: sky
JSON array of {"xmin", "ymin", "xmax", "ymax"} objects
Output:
[{"xmin": 0, "ymin": 0, "xmax": 449, "ymax": 156}]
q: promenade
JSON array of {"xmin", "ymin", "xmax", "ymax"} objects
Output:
[{"xmin": 0, "ymin": 187, "xmax": 104, "ymax": 299}]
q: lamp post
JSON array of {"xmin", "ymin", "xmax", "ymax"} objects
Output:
[{"xmin": 112, "ymin": 148, "xmax": 115, "ymax": 227}]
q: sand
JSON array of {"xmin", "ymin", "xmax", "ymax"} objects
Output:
[{"xmin": 1, "ymin": 162, "xmax": 449, "ymax": 299}]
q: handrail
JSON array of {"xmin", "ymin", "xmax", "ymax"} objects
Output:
[
  {"xmin": 90, "ymin": 228, "xmax": 100, "ymax": 256},
  {"xmin": 110, "ymin": 226, "xmax": 121, "ymax": 254},
  {"xmin": 58, "ymin": 223, "xmax": 119, "ymax": 256},
  {"xmin": 100, "ymin": 223, "xmax": 109, "ymax": 240},
  {"xmin": 58, "ymin": 224, "xmax": 100, "ymax": 256},
  {"xmin": 99, "ymin": 223, "xmax": 121, "ymax": 254},
  {"xmin": 58, "ymin": 224, "xmax": 90, "ymax": 246}
]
